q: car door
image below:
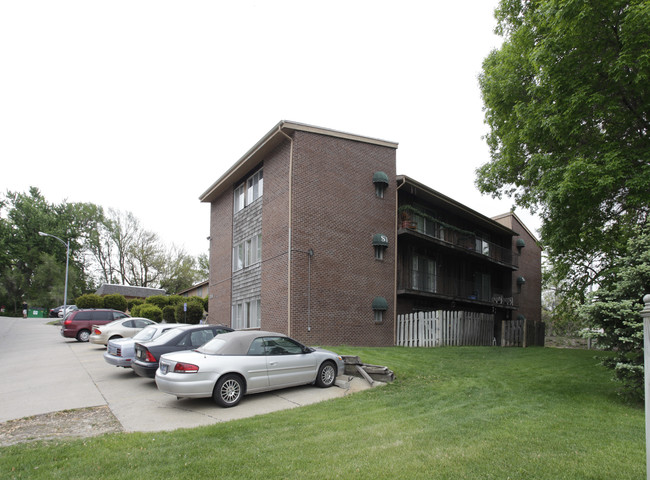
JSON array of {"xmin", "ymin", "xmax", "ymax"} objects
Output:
[
  {"xmin": 241, "ymin": 337, "xmax": 270, "ymax": 393},
  {"xmin": 265, "ymin": 336, "xmax": 318, "ymax": 388},
  {"xmin": 119, "ymin": 319, "xmax": 138, "ymax": 337}
]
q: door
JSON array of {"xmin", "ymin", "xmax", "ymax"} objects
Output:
[{"xmin": 264, "ymin": 337, "xmax": 318, "ymax": 387}]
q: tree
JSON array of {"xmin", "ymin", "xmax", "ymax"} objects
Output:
[
  {"xmin": 0, "ymin": 188, "xmax": 90, "ymax": 312},
  {"xmin": 478, "ymin": 0, "xmax": 650, "ymax": 301},
  {"xmin": 581, "ymin": 221, "xmax": 650, "ymax": 401},
  {"xmin": 158, "ymin": 246, "xmax": 203, "ymax": 294}
]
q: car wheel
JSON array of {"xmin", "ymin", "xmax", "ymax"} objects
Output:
[
  {"xmin": 214, "ymin": 374, "xmax": 244, "ymax": 408},
  {"xmin": 316, "ymin": 361, "xmax": 337, "ymax": 388},
  {"xmin": 77, "ymin": 329, "xmax": 90, "ymax": 342}
]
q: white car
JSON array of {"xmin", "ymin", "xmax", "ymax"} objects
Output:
[
  {"xmin": 104, "ymin": 323, "xmax": 188, "ymax": 367},
  {"xmin": 90, "ymin": 317, "xmax": 156, "ymax": 345},
  {"xmin": 155, "ymin": 330, "xmax": 345, "ymax": 407},
  {"xmin": 58, "ymin": 305, "xmax": 78, "ymax": 318}
]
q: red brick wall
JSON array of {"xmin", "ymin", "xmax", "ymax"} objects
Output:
[
  {"xmin": 494, "ymin": 214, "xmax": 542, "ymax": 324},
  {"xmin": 207, "ymin": 128, "xmax": 397, "ymax": 346},
  {"xmin": 287, "ymin": 131, "xmax": 396, "ymax": 346},
  {"xmin": 259, "ymin": 141, "xmax": 292, "ymax": 334}
]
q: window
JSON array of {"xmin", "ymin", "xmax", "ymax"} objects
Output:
[
  {"xmin": 232, "ymin": 298, "xmax": 261, "ymax": 329},
  {"xmin": 233, "ymin": 234, "xmax": 262, "ymax": 272},
  {"xmin": 374, "ymin": 245, "xmax": 384, "ymax": 260},
  {"xmin": 374, "ymin": 310, "xmax": 384, "ymax": 324},
  {"xmin": 233, "ymin": 243, "xmax": 245, "ymax": 271},
  {"xmin": 234, "ymin": 184, "xmax": 245, "ymax": 213},
  {"xmin": 247, "ymin": 169, "xmax": 263, "ymax": 205},
  {"xmin": 412, "ymin": 255, "xmax": 436, "ymax": 292},
  {"xmin": 265, "ymin": 337, "xmax": 304, "ymax": 355},
  {"xmin": 375, "ymin": 183, "xmax": 385, "ymax": 198},
  {"xmin": 475, "ymin": 234, "xmax": 490, "ymax": 256},
  {"xmin": 234, "ymin": 169, "xmax": 263, "ymax": 213}
]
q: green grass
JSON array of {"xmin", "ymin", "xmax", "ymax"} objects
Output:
[{"xmin": 1, "ymin": 347, "xmax": 644, "ymax": 479}]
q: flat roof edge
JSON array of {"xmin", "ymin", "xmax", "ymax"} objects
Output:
[{"xmin": 200, "ymin": 121, "xmax": 398, "ymax": 203}]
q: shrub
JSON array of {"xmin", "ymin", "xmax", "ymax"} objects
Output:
[
  {"xmin": 175, "ymin": 300, "xmax": 204, "ymax": 324},
  {"xmin": 127, "ymin": 298, "xmax": 145, "ymax": 312},
  {"xmin": 162, "ymin": 305, "xmax": 176, "ymax": 323},
  {"xmin": 145, "ymin": 295, "xmax": 170, "ymax": 309},
  {"xmin": 76, "ymin": 294, "xmax": 103, "ymax": 309},
  {"xmin": 102, "ymin": 294, "xmax": 127, "ymax": 313},
  {"xmin": 138, "ymin": 304, "xmax": 162, "ymax": 323},
  {"xmin": 167, "ymin": 295, "xmax": 185, "ymax": 306}
]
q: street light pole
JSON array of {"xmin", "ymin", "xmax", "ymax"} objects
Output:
[{"xmin": 39, "ymin": 231, "xmax": 70, "ymax": 313}]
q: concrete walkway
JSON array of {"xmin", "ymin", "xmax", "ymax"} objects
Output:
[{"xmin": 0, "ymin": 317, "xmax": 372, "ymax": 432}]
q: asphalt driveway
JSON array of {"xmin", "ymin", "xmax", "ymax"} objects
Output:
[{"xmin": 0, "ymin": 317, "xmax": 369, "ymax": 432}]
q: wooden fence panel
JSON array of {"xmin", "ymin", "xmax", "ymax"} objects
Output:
[{"xmin": 396, "ymin": 311, "xmax": 495, "ymax": 347}]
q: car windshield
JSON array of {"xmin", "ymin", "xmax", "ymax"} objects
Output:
[
  {"xmin": 152, "ymin": 327, "xmax": 185, "ymax": 344},
  {"xmin": 133, "ymin": 326, "xmax": 158, "ymax": 341},
  {"xmin": 196, "ymin": 338, "xmax": 228, "ymax": 355}
]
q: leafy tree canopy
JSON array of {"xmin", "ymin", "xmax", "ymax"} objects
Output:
[{"xmin": 478, "ymin": 0, "xmax": 650, "ymax": 299}]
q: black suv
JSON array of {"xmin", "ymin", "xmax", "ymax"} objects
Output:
[{"xmin": 61, "ymin": 309, "xmax": 130, "ymax": 342}]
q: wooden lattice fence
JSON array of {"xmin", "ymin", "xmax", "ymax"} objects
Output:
[{"xmin": 396, "ymin": 310, "xmax": 495, "ymax": 347}]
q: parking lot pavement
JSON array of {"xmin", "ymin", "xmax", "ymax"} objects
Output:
[{"xmin": 0, "ymin": 317, "xmax": 371, "ymax": 432}]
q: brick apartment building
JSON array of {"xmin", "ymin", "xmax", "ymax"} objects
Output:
[{"xmin": 200, "ymin": 121, "xmax": 542, "ymax": 347}]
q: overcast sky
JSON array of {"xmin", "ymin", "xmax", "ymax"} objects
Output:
[{"xmin": 1, "ymin": 1, "xmax": 539, "ymax": 258}]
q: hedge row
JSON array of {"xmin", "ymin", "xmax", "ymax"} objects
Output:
[{"xmin": 74, "ymin": 293, "xmax": 208, "ymax": 324}]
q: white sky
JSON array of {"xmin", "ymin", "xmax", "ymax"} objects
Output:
[{"xmin": 1, "ymin": 1, "xmax": 540, "ymax": 258}]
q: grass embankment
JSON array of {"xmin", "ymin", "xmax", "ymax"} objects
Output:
[{"xmin": 1, "ymin": 347, "xmax": 644, "ymax": 479}]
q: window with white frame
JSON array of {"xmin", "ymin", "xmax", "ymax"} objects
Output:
[
  {"xmin": 234, "ymin": 169, "xmax": 263, "ymax": 214},
  {"xmin": 234, "ymin": 183, "xmax": 245, "ymax": 213},
  {"xmin": 232, "ymin": 299, "xmax": 261, "ymax": 329},
  {"xmin": 233, "ymin": 234, "xmax": 262, "ymax": 272}
]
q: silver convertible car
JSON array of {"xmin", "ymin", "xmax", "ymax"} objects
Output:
[{"xmin": 155, "ymin": 330, "xmax": 345, "ymax": 407}]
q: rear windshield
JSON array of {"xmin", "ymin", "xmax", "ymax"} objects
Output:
[
  {"xmin": 133, "ymin": 326, "xmax": 157, "ymax": 341},
  {"xmin": 197, "ymin": 338, "xmax": 227, "ymax": 355}
]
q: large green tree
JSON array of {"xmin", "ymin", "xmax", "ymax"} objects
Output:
[
  {"xmin": 478, "ymin": 0, "xmax": 650, "ymax": 300},
  {"xmin": 581, "ymin": 221, "xmax": 650, "ymax": 401},
  {"xmin": 0, "ymin": 188, "xmax": 92, "ymax": 312}
]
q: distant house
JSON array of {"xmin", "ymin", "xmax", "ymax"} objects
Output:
[
  {"xmin": 95, "ymin": 284, "xmax": 166, "ymax": 300},
  {"xmin": 177, "ymin": 281, "xmax": 209, "ymax": 298}
]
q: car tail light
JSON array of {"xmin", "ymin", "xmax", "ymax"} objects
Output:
[
  {"xmin": 93, "ymin": 329, "xmax": 102, "ymax": 335},
  {"xmin": 174, "ymin": 362, "xmax": 199, "ymax": 373},
  {"xmin": 64, "ymin": 319, "xmax": 72, "ymax": 326},
  {"xmin": 116, "ymin": 348, "xmax": 122, "ymax": 357},
  {"xmin": 144, "ymin": 350, "xmax": 157, "ymax": 363}
]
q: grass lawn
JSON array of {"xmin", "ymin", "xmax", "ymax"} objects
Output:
[{"xmin": 1, "ymin": 346, "xmax": 644, "ymax": 479}]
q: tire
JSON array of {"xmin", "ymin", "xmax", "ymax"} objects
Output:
[
  {"xmin": 77, "ymin": 329, "xmax": 90, "ymax": 342},
  {"xmin": 315, "ymin": 361, "xmax": 337, "ymax": 388},
  {"xmin": 213, "ymin": 374, "xmax": 244, "ymax": 407}
]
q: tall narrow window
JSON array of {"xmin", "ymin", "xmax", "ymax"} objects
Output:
[
  {"xmin": 234, "ymin": 184, "xmax": 245, "ymax": 213},
  {"xmin": 234, "ymin": 169, "xmax": 263, "ymax": 214}
]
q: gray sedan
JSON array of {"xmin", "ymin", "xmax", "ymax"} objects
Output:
[
  {"xmin": 155, "ymin": 330, "xmax": 344, "ymax": 407},
  {"xmin": 104, "ymin": 323, "xmax": 188, "ymax": 368}
]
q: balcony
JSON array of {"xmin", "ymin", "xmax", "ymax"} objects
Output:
[
  {"xmin": 398, "ymin": 210, "xmax": 518, "ymax": 269},
  {"xmin": 397, "ymin": 270, "xmax": 516, "ymax": 308}
]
